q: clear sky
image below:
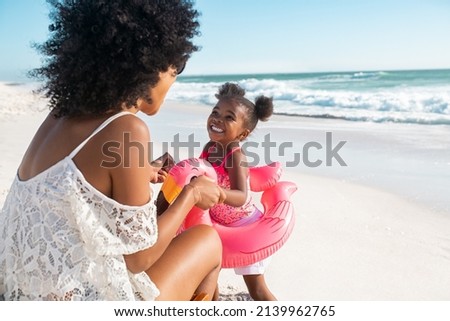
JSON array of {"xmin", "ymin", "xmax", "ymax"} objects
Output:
[{"xmin": 1, "ymin": 0, "xmax": 450, "ymax": 81}]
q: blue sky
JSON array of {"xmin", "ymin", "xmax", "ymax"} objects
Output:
[{"xmin": 1, "ymin": 0, "xmax": 450, "ymax": 81}]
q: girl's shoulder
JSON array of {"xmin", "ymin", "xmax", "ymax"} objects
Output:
[
  {"xmin": 224, "ymin": 146, "xmax": 247, "ymax": 170},
  {"xmin": 200, "ymin": 141, "xmax": 215, "ymax": 159},
  {"xmin": 203, "ymin": 140, "xmax": 216, "ymax": 152}
]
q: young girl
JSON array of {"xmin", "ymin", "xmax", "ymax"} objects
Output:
[{"xmin": 200, "ymin": 82, "xmax": 276, "ymax": 301}]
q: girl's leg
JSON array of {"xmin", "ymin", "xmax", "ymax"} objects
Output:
[
  {"xmin": 146, "ymin": 225, "xmax": 222, "ymax": 301},
  {"xmin": 243, "ymin": 274, "xmax": 277, "ymax": 301}
]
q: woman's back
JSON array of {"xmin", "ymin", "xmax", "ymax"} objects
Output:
[
  {"xmin": 0, "ymin": 112, "xmax": 160, "ymax": 300},
  {"xmin": 1, "ymin": 0, "xmax": 226, "ymax": 302},
  {"xmin": 20, "ymin": 113, "xmax": 118, "ymax": 194}
]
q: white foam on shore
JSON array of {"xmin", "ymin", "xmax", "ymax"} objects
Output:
[{"xmin": 168, "ymin": 76, "xmax": 450, "ymax": 125}]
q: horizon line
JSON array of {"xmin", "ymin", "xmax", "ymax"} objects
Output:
[
  {"xmin": 180, "ymin": 67, "xmax": 450, "ymax": 78},
  {"xmin": 2, "ymin": 66, "xmax": 450, "ymax": 83}
]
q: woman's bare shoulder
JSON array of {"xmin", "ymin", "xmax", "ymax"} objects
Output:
[{"xmin": 98, "ymin": 113, "xmax": 150, "ymax": 142}]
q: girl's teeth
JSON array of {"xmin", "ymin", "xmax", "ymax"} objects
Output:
[{"xmin": 211, "ymin": 125, "xmax": 223, "ymax": 133}]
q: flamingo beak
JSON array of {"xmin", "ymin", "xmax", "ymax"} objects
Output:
[{"xmin": 161, "ymin": 175, "xmax": 183, "ymax": 204}]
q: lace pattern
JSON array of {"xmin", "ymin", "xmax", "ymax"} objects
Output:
[{"xmin": 0, "ymin": 159, "xmax": 159, "ymax": 300}]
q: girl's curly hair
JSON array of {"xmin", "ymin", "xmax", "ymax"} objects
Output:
[
  {"xmin": 30, "ymin": 0, "xmax": 200, "ymax": 117},
  {"xmin": 216, "ymin": 82, "xmax": 273, "ymax": 131}
]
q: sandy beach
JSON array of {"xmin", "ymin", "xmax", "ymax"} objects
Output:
[
  {"xmin": 1, "ymin": 91, "xmax": 450, "ymax": 300},
  {"xmin": 149, "ymin": 101, "xmax": 450, "ymax": 301}
]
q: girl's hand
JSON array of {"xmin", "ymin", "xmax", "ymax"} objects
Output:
[{"xmin": 187, "ymin": 176, "xmax": 226, "ymax": 210}]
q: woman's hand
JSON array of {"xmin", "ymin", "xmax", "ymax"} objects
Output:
[
  {"xmin": 150, "ymin": 153, "xmax": 175, "ymax": 184},
  {"xmin": 149, "ymin": 160, "xmax": 168, "ymax": 183},
  {"xmin": 186, "ymin": 176, "xmax": 226, "ymax": 210}
]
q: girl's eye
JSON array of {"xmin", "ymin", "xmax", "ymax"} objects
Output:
[{"xmin": 226, "ymin": 115, "xmax": 234, "ymax": 121}]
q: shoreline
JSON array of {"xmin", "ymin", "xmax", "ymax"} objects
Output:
[
  {"xmin": 150, "ymin": 100, "xmax": 450, "ymax": 214},
  {"xmin": 1, "ymin": 102, "xmax": 450, "ymax": 300},
  {"xmin": 273, "ymin": 111, "xmax": 450, "ymax": 126}
]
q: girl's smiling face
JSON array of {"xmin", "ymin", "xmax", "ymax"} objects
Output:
[{"xmin": 207, "ymin": 99, "xmax": 250, "ymax": 146}]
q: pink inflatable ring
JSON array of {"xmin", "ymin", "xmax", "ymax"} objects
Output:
[{"xmin": 156, "ymin": 158, "xmax": 297, "ymax": 268}]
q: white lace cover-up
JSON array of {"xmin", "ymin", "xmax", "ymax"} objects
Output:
[{"xmin": 0, "ymin": 112, "xmax": 160, "ymax": 300}]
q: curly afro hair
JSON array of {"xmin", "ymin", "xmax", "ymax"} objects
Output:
[
  {"xmin": 30, "ymin": 0, "xmax": 200, "ymax": 118},
  {"xmin": 215, "ymin": 82, "xmax": 273, "ymax": 132}
]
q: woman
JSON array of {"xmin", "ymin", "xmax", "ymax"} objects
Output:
[{"xmin": 0, "ymin": 0, "xmax": 225, "ymax": 301}]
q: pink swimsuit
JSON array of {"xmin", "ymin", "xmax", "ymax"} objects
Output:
[{"xmin": 200, "ymin": 145, "xmax": 256, "ymax": 225}]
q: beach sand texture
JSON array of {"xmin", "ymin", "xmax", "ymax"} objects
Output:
[{"xmin": 1, "ymin": 91, "xmax": 449, "ymax": 300}]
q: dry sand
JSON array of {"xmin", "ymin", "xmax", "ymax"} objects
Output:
[{"xmin": 1, "ymin": 98, "xmax": 449, "ymax": 301}]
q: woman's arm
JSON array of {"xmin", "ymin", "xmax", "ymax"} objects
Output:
[
  {"xmin": 107, "ymin": 117, "xmax": 223, "ymax": 273},
  {"xmin": 124, "ymin": 175, "xmax": 224, "ymax": 274}
]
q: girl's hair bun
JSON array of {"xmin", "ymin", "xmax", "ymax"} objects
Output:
[
  {"xmin": 214, "ymin": 82, "xmax": 274, "ymax": 131},
  {"xmin": 254, "ymin": 95, "xmax": 273, "ymax": 121}
]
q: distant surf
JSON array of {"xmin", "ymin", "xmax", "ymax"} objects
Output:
[
  {"xmin": 169, "ymin": 69, "xmax": 450, "ymax": 125},
  {"xmin": 2, "ymin": 69, "xmax": 449, "ymax": 125}
]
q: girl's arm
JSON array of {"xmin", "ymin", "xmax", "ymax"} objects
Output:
[{"xmin": 222, "ymin": 149, "xmax": 249, "ymax": 207}]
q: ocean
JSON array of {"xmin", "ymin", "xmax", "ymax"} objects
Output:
[
  {"xmin": 170, "ymin": 69, "xmax": 450, "ymax": 126},
  {"xmin": 164, "ymin": 69, "xmax": 450, "ymax": 213},
  {"xmin": 1, "ymin": 69, "xmax": 449, "ymax": 213},
  {"xmin": 1, "ymin": 68, "xmax": 449, "ymax": 126}
]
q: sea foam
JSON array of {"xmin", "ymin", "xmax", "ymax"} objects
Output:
[
  {"xmin": 169, "ymin": 70, "xmax": 450, "ymax": 125},
  {"xmin": 2, "ymin": 70, "xmax": 449, "ymax": 125}
]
